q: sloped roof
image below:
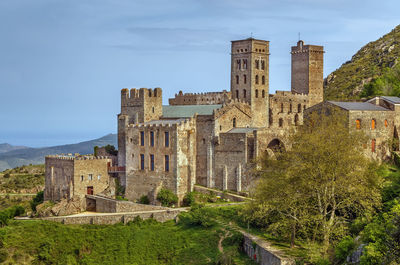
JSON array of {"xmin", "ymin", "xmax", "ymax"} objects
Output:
[
  {"xmin": 144, "ymin": 119, "xmax": 188, "ymax": 125},
  {"xmin": 162, "ymin": 105, "xmax": 221, "ymax": 118},
  {"xmin": 381, "ymin": 96, "xmax": 400, "ymax": 104},
  {"xmin": 328, "ymin": 101, "xmax": 389, "ymax": 111},
  {"xmin": 228, "ymin": 127, "xmax": 259, "ymax": 133}
]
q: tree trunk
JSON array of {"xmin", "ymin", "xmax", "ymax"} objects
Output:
[{"xmin": 290, "ymin": 223, "xmax": 296, "ymax": 248}]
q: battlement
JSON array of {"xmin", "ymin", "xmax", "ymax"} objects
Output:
[
  {"xmin": 291, "ymin": 40, "xmax": 324, "ymax": 54},
  {"xmin": 121, "ymin": 87, "xmax": 162, "ymax": 101},
  {"xmin": 46, "ymin": 154, "xmax": 111, "ymax": 161},
  {"xmin": 128, "ymin": 118, "xmax": 193, "ymax": 129},
  {"xmin": 273, "ymin": 90, "xmax": 309, "ymax": 98},
  {"xmin": 169, "ymin": 90, "xmax": 230, "ymax": 105}
]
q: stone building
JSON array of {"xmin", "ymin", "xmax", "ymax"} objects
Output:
[
  {"xmin": 117, "ymin": 38, "xmax": 325, "ymax": 203},
  {"xmin": 306, "ymin": 96, "xmax": 400, "ymax": 160},
  {"xmin": 44, "ymin": 155, "xmax": 113, "ymax": 201}
]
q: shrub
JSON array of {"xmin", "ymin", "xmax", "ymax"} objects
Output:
[
  {"xmin": 178, "ymin": 206, "xmax": 217, "ymax": 228},
  {"xmin": 335, "ymin": 236, "xmax": 355, "ymax": 262},
  {"xmin": 0, "ymin": 249, "xmax": 8, "ymax": 263},
  {"xmin": 116, "ymin": 196, "xmax": 128, "ymax": 201},
  {"xmin": 0, "ymin": 205, "xmax": 25, "ymax": 227},
  {"xmin": 30, "ymin": 191, "xmax": 44, "ymax": 212},
  {"xmin": 3, "ymin": 173, "xmax": 10, "ymax": 179},
  {"xmin": 182, "ymin": 192, "xmax": 195, "ymax": 207},
  {"xmin": 139, "ymin": 195, "xmax": 150, "ymax": 205},
  {"xmin": 157, "ymin": 189, "xmax": 178, "ymax": 207}
]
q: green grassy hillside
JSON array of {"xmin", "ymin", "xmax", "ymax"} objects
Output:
[
  {"xmin": 324, "ymin": 25, "xmax": 400, "ymax": 100},
  {"xmin": 0, "ymin": 218, "xmax": 255, "ymax": 265}
]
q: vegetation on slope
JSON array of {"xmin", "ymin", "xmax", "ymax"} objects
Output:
[
  {"xmin": 324, "ymin": 25, "xmax": 400, "ymax": 101},
  {"xmin": 0, "ymin": 217, "xmax": 255, "ymax": 265},
  {"xmin": 0, "ymin": 165, "xmax": 44, "ymax": 194}
]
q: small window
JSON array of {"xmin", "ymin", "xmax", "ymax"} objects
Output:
[
  {"xmin": 152, "ymin": 107, "xmax": 155, "ymax": 113},
  {"xmin": 140, "ymin": 154, "xmax": 145, "ymax": 170},
  {"xmin": 262, "ymin": 75, "xmax": 265, "ymax": 85},
  {"xmin": 371, "ymin": 119, "xmax": 376, "ymax": 130},
  {"xmin": 255, "ymin": 75, "xmax": 259, "ymax": 85},
  {"xmin": 165, "ymin": 155, "xmax": 169, "ymax": 172},
  {"xmin": 255, "ymin": 89, "xmax": 258, "ymax": 98},
  {"xmin": 81, "ymin": 175, "xmax": 84, "ymax": 182},
  {"xmin": 236, "ymin": 75, "xmax": 239, "ymax": 84},
  {"xmin": 88, "ymin": 174, "xmax": 93, "ymax": 181},
  {"xmin": 298, "ymin": 104, "xmax": 301, "ymax": 113},
  {"xmin": 280, "ymin": 103, "xmax": 284, "ymax": 113},
  {"xmin": 243, "ymin": 59, "xmax": 247, "ymax": 69},
  {"xmin": 150, "ymin": 131, "xmax": 154, "ymax": 146},
  {"xmin": 164, "ymin": 131, "xmax": 169, "ymax": 147},
  {"xmin": 140, "ymin": 131, "xmax": 144, "ymax": 146},
  {"xmin": 294, "ymin": 114, "xmax": 299, "ymax": 126},
  {"xmin": 220, "ymin": 125, "xmax": 222, "ymax": 131},
  {"xmin": 243, "ymin": 74, "xmax": 247, "ymax": 84},
  {"xmin": 243, "ymin": 89, "xmax": 246, "ymax": 98},
  {"xmin": 304, "ymin": 105, "xmax": 306, "ymax": 110},
  {"xmin": 289, "ymin": 104, "xmax": 292, "ymax": 113},
  {"xmin": 150, "ymin": 154, "xmax": 155, "ymax": 171},
  {"xmin": 97, "ymin": 174, "xmax": 101, "ymax": 180},
  {"xmin": 385, "ymin": 119, "xmax": 388, "ymax": 127},
  {"xmin": 356, "ymin": 119, "xmax": 361, "ymax": 130},
  {"xmin": 261, "ymin": 60, "xmax": 265, "ymax": 70},
  {"xmin": 130, "ymin": 138, "xmax": 133, "ymax": 143},
  {"xmin": 279, "ymin": 118, "xmax": 283, "ymax": 128},
  {"xmin": 237, "ymin": 59, "xmax": 241, "ymax": 70},
  {"xmin": 236, "ymin": 90, "xmax": 239, "ymax": 99},
  {"xmin": 372, "ymin": 139, "xmax": 376, "ymax": 153},
  {"xmin": 262, "ymin": 90, "xmax": 265, "ymax": 98},
  {"xmin": 233, "ymin": 118, "xmax": 237, "ymax": 128},
  {"xmin": 255, "ymin": 60, "xmax": 260, "ymax": 69},
  {"xmin": 202, "ymin": 138, "xmax": 206, "ymax": 144}
]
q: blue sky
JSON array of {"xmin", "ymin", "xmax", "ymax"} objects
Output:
[{"xmin": 0, "ymin": 0, "xmax": 399, "ymax": 147}]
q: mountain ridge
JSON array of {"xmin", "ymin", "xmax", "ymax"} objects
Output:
[{"xmin": 0, "ymin": 134, "xmax": 117, "ymax": 171}]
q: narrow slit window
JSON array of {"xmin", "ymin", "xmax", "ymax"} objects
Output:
[
  {"xmin": 150, "ymin": 154, "xmax": 155, "ymax": 171},
  {"xmin": 140, "ymin": 154, "xmax": 144, "ymax": 170},
  {"xmin": 165, "ymin": 155, "xmax": 169, "ymax": 172},
  {"xmin": 140, "ymin": 131, "xmax": 144, "ymax": 146},
  {"xmin": 164, "ymin": 131, "xmax": 169, "ymax": 147},
  {"xmin": 150, "ymin": 131, "xmax": 154, "ymax": 146}
]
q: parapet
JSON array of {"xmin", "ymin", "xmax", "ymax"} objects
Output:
[
  {"xmin": 46, "ymin": 154, "xmax": 111, "ymax": 161},
  {"xmin": 169, "ymin": 90, "xmax": 230, "ymax": 105},
  {"xmin": 121, "ymin": 88, "xmax": 162, "ymax": 104},
  {"xmin": 291, "ymin": 40, "xmax": 324, "ymax": 54}
]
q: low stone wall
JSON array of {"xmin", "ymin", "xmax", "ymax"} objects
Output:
[
  {"xmin": 193, "ymin": 185, "xmax": 248, "ymax": 202},
  {"xmin": 242, "ymin": 232, "xmax": 295, "ymax": 265},
  {"xmin": 86, "ymin": 195, "xmax": 169, "ymax": 213},
  {"xmin": 42, "ymin": 209, "xmax": 186, "ymax": 225}
]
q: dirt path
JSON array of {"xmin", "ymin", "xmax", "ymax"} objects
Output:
[{"xmin": 217, "ymin": 229, "xmax": 232, "ymax": 253}]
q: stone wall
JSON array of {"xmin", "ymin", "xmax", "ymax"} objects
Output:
[
  {"xmin": 44, "ymin": 156, "xmax": 74, "ymax": 201},
  {"xmin": 41, "ymin": 209, "xmax": 185, "ymax": 225},
  {"xmin": 169, "ymin": 90, "xmax": 230, "ymax": 105}
]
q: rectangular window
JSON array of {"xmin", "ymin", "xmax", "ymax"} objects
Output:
[
  {"xmin": 88, "ymin": 174, "xmax": 93, "ymax": 181},
  {"xmin": 97, "ymin": 174, "xmax": 101, "ymax": 180},
  {"xmin": 165, "ymin": 155, "xmax": 169, "ymax": 172},
  {"xmin": 140, "ymin": 131, "xmax": 144, "ymax": 146},
  {"xmin": 150, "ymin": 154, "xmax": 155, "ymax": 171},
  {"xmin": 140, "ymin": 154, "xmax": 144, "ymax": 170},
  {"xmin": 165, "ymin": 131, "xmax": 169, "ymax": 147},
  {"xmin": 150, "ymin": 131, "xmax": 154, "ymax": 147}
]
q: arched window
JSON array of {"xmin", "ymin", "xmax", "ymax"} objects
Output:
[
  {"xmin": 255, "ymin": 89, "xmax": 258, "ymax": 98},
  {"xmin": 236, "ymin": 75, "xmax": 239, "ymax": 84},
  {"xmin": 236, "ymin": 90, "xmax": 239, "ymax": 99},
  {"xmin": 304, "ymin": 105, "xmax": 306, "ymax": 111},
  {"xmin": 255, "ymin": 75, "xmax": 259, "ymax": 84},
  {"xmin": 279, "ymin": 118, "xmax": 283, "ymax": 128},
  {"xmin": 356, "ymin": 119, "xmax": 361, "ymax": 129},
  {"xmin": 261, "ymin": 60, "xmax": 265, "ymax": 70},
  {"xmin": 298, "ymin": 104, "xmax": 301, "ymax": 113},
  {"xmin": 280, "ymin": 103, "xmax": 284, "ymax": 113},
  {"xmin": 262, "ymin": 90, "xmax": 265, "ymax": 98},
  {"xmin": 233, "ymin": 118, "xmax": 237, "ymax": 128},
  {"xmin": 372, "ymin": 139, "xmax": 376, "ymax": 153},
  {"xmin": 371, "ymin": 119, "xmax": 376, "ymax": 130},
  {"xmin": 255, "ymin": 60, "xmax": 259, "ymax": 69},
  {"xmin": 243, "ymin": 59, "xmax": 247, "ymax": 69},
  {"xmin": 243, "ymin": 89, "xmax": 247, "ymax": 98},
  {"xmin": 152, "ymin": 107, "xmax": 155, "ymax": 113},
  {"xmin": 294, "ymin": 114, "xmax": 299, "ymax": 125},
  {"xmin": 262, "ymin": 75, "xmax": 265, "ymax": 85},
  {"xmin": 385, "ymin": 119, "xmax": 388, "ymax": 127},
  {"xmin": 244, "ymin": 74, "xmax": 247, "ymax": 84},
  {"xmin": 237, "ymin": 59, "xmax": 241, "ymax": 70},
  {"xmin": 289, "ymin": 103, "xmax": 292, "ymax": 113}
]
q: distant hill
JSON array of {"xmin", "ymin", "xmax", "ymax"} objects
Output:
[
  {"xmin": 0, "ymin": 134, "xmax": 117, "ymax": 171},
  {"xmin": 0, "ymin": 143, "xmax": 28, "ymax": 154},
  {"xmin": 324, "ymin": 25, "xmax": 400, "ymax": 101}
]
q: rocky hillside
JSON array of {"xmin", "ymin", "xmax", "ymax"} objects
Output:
[{"xmin": 324, "ymin": 25, "xmax": 400, "ymax": 101}]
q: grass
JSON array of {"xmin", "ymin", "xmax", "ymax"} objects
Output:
[
  {"xmin": 0, "ymin": 218, "xmax": 256, "ymax": 265},
  {"xmin": 0, "ymin": 165, "xmax": 44, "ymax": 193}
]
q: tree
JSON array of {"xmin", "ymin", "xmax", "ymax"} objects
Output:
[{"xmin": 248, "ymin": 111, "xmax": 382, "ymax": 254}]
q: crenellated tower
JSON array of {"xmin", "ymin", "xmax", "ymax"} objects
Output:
[
  {"xmin": 118, "ymin": 88, "xmax": 162, "ymax": 176},
  {"xmin": 230, "ymin": 38, "xmax": 269, "ymax": 128},
  {"xmin": 291, "ymin": 40, "xmax": 324, "ymax": 107}
]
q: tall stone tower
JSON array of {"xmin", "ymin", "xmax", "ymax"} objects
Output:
[
  {"xmin": 230, "ymin": 38, "xmax": 269, "ymax": 128},
  {"xmin": 117, "ymin": 87, "xmax": 162, "ymax": 184},
  {"xmin": 291, "ymin": 40, "xmax": 324, "ymax": 107}
]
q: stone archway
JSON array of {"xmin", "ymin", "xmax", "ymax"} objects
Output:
[{"xmin": 267, "ymin": 138, "xmax": 285, "ymax": 153}]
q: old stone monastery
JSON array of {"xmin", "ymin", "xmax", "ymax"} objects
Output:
[{"xmin": 45, "ymin": 38, "xmax": 400, "ymax": 205}]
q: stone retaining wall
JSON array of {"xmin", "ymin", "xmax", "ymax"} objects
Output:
[{"xmin": 193, "ymin": 185, "xmax": 248, "ymax": 202}]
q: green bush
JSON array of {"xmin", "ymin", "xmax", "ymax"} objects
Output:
[
  {"xmin": 178, "ymin": 206, "xmax": 217, "ymax": 228},
  {"xmin": 157, "ymin": 188, "xmax": 178, "ymax": 207},
  {"xmin": 0, "ymin": 205, "xmax": 25, "ymax": 227},
  {"xmin": 182, "ymin": 192, "xmax": 196, "ymax": 207},
  {"xmin": 3, "ymin": 173, "xmax": 10, "ymax": 179},
  {"xmin": 116, "ymin": 196, "xmax": 128, "ymax": 201},
  {"xmin": 335, "ymin": 236, "xmax": 355, "ymax": 262},
  {"xmin": 30, "ymin": 191, "xmax": 44, "ymax": 212},
  {"xmin": 0, "ymin": 248, "xmax": 8, "ymax": 263},
  {"xmin": 139, "ymin": 195, "xmax": 150, "ymax": 204}
]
